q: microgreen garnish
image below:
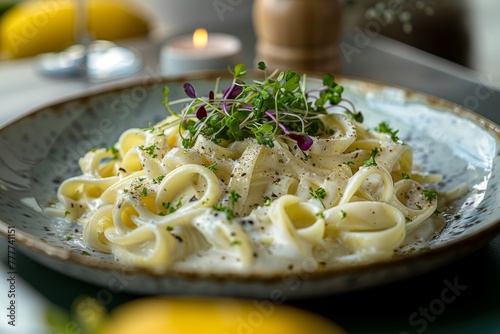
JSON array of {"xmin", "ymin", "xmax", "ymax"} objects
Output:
[
  {"xmin": 183, "ymin": 82, "xmax": 197, "ymax": 98},
  {"xmin": 288, "ymin": 133, "xmax": 313, "ymax": 151},
  {"xmin": 363, "ymin": 147, "xmax": 380, "ymax": 166},
  {"xmin": 375, "ymin": 121, "xmax": 399, "ymax": 142},
  {"xmin": 309, "ymin": 186, "xmax": 327, "ymax": 209},
  {"xmin": 142, "ymin": 122, "xmax": 155, "ymax": 133},
  {"xmin": 161, "ymin": 62, "xmax": 359, "ymax": 152}
]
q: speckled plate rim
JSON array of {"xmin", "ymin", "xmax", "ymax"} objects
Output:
[{"xmin": 1, "ymin": 70, "xmax": 499, "ymax": 291}]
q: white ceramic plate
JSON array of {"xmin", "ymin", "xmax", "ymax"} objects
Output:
[{"xmin": 1, "ymin": 71, "xmax": 499, "ymax": 298}]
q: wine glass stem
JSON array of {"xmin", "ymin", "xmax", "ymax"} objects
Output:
[
  {"xmin": 74, "ymin": 0, "xmax": 91, "ymax": 71},
  {"xmin": 75, "ymin": 0, "xmax": 90, "ymax": 44}
]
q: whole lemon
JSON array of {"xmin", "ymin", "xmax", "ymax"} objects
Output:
[
  {"xmin": 0, "ymin": 0, "xmax": 151, "ymax": 59},
  {"xmin": 101, "ymin": 296, "xmax": 347, "ymax": 334}
]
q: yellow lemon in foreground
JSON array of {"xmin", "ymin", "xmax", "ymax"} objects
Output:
[
  {"xmin": 0, "ymin": 0, "xmax": 151, "ymax": 59},
  {"xmin": 102, "ymin": 296, "xmax": 347, "ymax": 334}
]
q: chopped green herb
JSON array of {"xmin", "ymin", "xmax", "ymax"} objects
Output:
[
  {"xmin": 230, "ymin": 240, "xmax": 242, "ymax": 246},
  {"xmin": 205, "ymin": 162, "xmax": 217, "ymax": 171},
  {"xmin": 162, "ymin": 202, "xmax": 174, "ymax": 213},
  {"xmin": 401, "ymin": 172, "xmax": 410, "ymax": 179},
  {"xmin": 309, "ymin": 186, "xmax": 327, "ymax": 209},
  {"xmin": 263, "ymin": 196, "xmax": 272, "ymax": 206},
  {"xmin": 362, "ymin": 147, "xmax": 380, "ymax": 166},
  {"xmin": 139, "ymin": 144, "xmax": 159, "ymax": 159},
  {"xmin": 105, "ymin": 145, "xmax": 120, "ymax": 159},
  {"xmin": 374, "ymin": 121, "xmax": 399, "ymax": 142},
  {"xmin": 340, "ymin": 210, "xmax": 347, "ymax": 219},
  {"xmin": 162, "ymin": 197, "xmax": 183, "ymax": 214},
  {"xmin": 64, "ymin": 210, "xmax": 71, "ymax": 217},
  {"xmin": 433, "ymin": 209, "xmax": 443, "ymax": 216},
  {"xmin": 423, "ymin": 189, "xmax": 438, "ymax": 202},
  {"xmin": 152, "ymin": 175, "xmax": 165, "ymax": 184},
  {"xmin": 213, "ymin": 203, "xmax": 235, "ymax": 219},
  {"xmin": 344, "ymin": 161, "xmax": 355, "ymax": 167},
  {"xmin": 81, "ymin": 251, "xmax": 90, "ymax": 256},
  {"xmin": 229, "ymin": 190, "xmax": 241, "ymax": 209}
]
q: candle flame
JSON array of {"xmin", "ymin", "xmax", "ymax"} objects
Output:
[{"xmin": 193, "ymin": 28, "xmax": 208, "ymax": 49}]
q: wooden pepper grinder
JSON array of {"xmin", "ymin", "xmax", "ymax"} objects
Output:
[{"xmin": 252, "ymin": 0, "xmax": 343, "ymax": 74}]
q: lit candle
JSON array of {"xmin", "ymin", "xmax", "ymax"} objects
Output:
[{"xmin": 160, "ymin": 28, "xmax": 243, "ymax": 75}]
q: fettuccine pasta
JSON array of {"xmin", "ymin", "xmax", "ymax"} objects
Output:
[{"xmin": 47, "ymin": 65, "xmax": 454, "ymax": 274}]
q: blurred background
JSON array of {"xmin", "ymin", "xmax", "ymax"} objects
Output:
[{"xmin": 0, "ymin": 0, "xmax": 499, "ymax": 82}]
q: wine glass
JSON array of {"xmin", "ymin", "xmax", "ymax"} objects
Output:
[{"xmin": 37, "ymin": 0, "xmax": 143, "ymax": 81}]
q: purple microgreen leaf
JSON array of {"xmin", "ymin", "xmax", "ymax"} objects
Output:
[
  {"xmin": 196, "ymin": 105, "xmax": 207, "ymax": 119},
  {"xmin": 223, "ymin": 84, "xmax": 243, "ymax": 99},
  {"xmin": 288, "ymin": 133, "xmax": 313, "ymax": 151},
  {"xmin": 209, "ymin": 90, "xmax": 214, "ymax": 101},
  {"xmin": 183, "ymin": 83, "xmax": 196, "ymax": 98}
]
